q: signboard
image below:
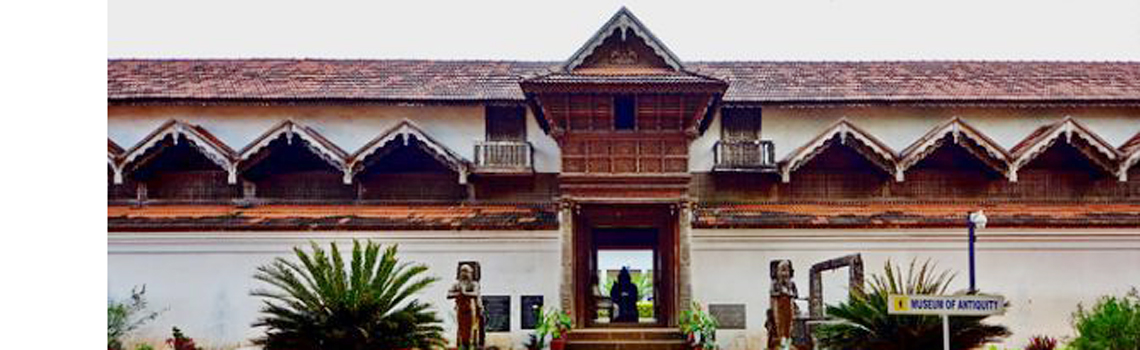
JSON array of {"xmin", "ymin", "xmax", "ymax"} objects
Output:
[
  {"xmin": 482, "ymin": 295, "xmax": 510, "ymax": 332},
  {"xmin": 888, "ymin": 294, "xmax": 1005, "ymax": 316},
  {"xmin": 520, "ymin": 295, "xmax": 543, "ymax": 330},
  {"xmin": 888, "ymin": 294, "xmax": 1006, "ymax": 350},
  {"xmin": 708, "ymin": 304, "xmax": 746, "ymax": 329}
]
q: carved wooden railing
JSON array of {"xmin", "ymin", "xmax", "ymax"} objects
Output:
[
  {"xmin": 714, "ymin": 140, "xmax": 777, "ymax": 171},
  {"xmin": 474, "ymin": 141, "xmax": 533, "ymax": 172}
]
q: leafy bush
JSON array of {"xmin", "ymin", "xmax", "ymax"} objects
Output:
[
  {"xmin": 814, "ymin": 259, "xmax": 1010, "ymax": 350},
  {"xmin": 251, "ymin": 240, "xmax": 445, "ymax": 350},
  {"xmin": 1026, "ymin": 335, "xmax": 1058, "ymax": 350},
  {"xmin": 108, "ymin": 285, "xmax": 161, "ymax": 350},
  {"xmin": 679, "ymin": 302, "xmax": 719, "ymax": 350},
  {"xmin": 166, "ymin": 327, "xmax": 202, "ymax": 350},
  {"xmin": 1070, "ymin": 288, "xmax": 1140, "ymax": 350},
  {"xmin": 637, "ymin": 300, "xmax": 654, "ymax": 318}
]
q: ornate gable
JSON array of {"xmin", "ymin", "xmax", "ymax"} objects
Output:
[
  {"xmin": 237, "ymin": 120, "xmax": 351, "ymax": 184},
  {"xmin": 898, "ymin": 117, "xmax": 1011, "ymax": 180},
  {"xmin": 349, "ymin": 120, "xmax": 471, "ymax": 184},
  {"xmin": 1009, "ymin": 117, "xmax": 1120, "ymax": 181},
  {"xmin": 781, "ymin": 118, "xmax": 899, "ymax": 183},
  {"xmin": 565, "ymin": 7, "xmax": 683, "ymax": 72},
  {"xmin": 119, "ymin": 120, "xmax": 237, "ymax": 185}
]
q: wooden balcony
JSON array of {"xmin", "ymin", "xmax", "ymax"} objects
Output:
[
  {"xmin": 714, "ymin": 140, "xmax": 777, "ymax": 172},
  {"xmin": 474, "ymin": 141, "xmax": 533, "ymax": 174}
]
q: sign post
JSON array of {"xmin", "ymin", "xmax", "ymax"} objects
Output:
[{"xmin": 888, "ymin": 294, "xmax": 1005, "ymax": 350}]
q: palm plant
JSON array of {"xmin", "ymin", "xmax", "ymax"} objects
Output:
[
  {"xmin": 251, "ymin": 240, "xmax": 445, "ymax": 350},
  {"xmin": 814, "ymin": 259, "xmax": 1009, "ymax": 350}
]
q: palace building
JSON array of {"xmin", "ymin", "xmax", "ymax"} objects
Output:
[{"xmin": 108, "ymin": 8, "xmax": 1140, "ymax": 349}]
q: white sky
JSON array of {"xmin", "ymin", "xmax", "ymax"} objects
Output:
[{"xmin": 109, "ymin": 0, "xmax": 1140, "ymax": 60}]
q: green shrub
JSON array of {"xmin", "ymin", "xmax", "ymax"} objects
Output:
[
  {"xmin": 679, "ymin": 302, "xmax": 719, "ymax": 350},
  {"xmin": 637, "ymin": 300, "xmax": 654, "ymax": 318},
  {"xmin": 814, "ymin": 259, "xmax": 1010, "ymax": 350},
  {"xmin": 108, "ymin": 286, "xmax": 161, "ymax": 350},
  {"xmin": 251, "ymin": 240, "xmax": 445, "ymax": 350},
  {"xmin": 1070, "ymin": 288, "xmax": 1140, "ymax": 350}
]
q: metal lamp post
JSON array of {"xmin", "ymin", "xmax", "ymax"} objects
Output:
[{"xmin": 967, "ymin": 210, "xmax": 987, "ymax": 294}]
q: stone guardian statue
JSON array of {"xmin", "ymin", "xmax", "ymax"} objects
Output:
[{"xmin": 448, "ymin": 262, "xmax": 485, "ymax": 350}]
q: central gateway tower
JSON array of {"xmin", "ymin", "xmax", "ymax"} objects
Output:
[{"xmin": 521, "ymin": 8, "xmax": 727, "ymax": 331}]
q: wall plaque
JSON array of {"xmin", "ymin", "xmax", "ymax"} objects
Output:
[
  {"xmin": 709, "ymin": 304, "xmax": 747, "ymax": 329},
  {"xmin": 482, "ymin": 295, "xmax": 511, "ymax": 332},
  {"xmin": 520, "ymin": 295, "xmax": 544, "ymax": 329}
]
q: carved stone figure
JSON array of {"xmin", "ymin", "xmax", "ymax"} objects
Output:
[
  {"xmin": 448, "ymin": 262, "xmax": 484, "ymax": 350},
  {"xmin": 766, "ymin": 260, "xmax": 799, "ymax": 350},
  {"xmin": 609, "ymin": 267, "xmax": 639, "ymax": 323}
]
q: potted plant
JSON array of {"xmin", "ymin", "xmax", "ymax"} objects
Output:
[
  {"xmin": 679, "ymin": 302, "xmax": 719, "ymax": 350},
  {"xmin": 530, "ymin": 307, "xmax": 550, "ymax": 350},
  {"xmin": 546, "ymin": 308, "xmax": 572, "ymax": 350}
]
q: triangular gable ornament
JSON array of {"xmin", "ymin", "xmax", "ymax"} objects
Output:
[{"xmin": 563, "ymin": 7, "xmax": 684, "ymax": 72}]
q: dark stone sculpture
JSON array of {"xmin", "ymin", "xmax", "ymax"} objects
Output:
[
  {"xmin": 609, "ymin": 267, "xmax": 639, "ymax": 323},
  {"xmin": 448, "ymin": 261, "xmax": 485, "ymax": 350}
]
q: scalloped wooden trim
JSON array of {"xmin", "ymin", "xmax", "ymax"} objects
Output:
[
  {"xmin": 349, "ymin": 119, "xmax": 470, "ymax": 184},
  {"xmin": 780, "ymin": 118, "xmax": 899, "ymax": 183},
  {"xmin": 237, "ymin": 120, "xmax": 350, "ymax": 184},
  {"xmin": 120, "ymin": 120, "xmax": 237, "ymax": 184}
]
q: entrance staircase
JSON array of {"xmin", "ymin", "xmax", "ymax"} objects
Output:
[{"xmin": 564, "ymin": 328, "xmax": 688, "ymax": 350}]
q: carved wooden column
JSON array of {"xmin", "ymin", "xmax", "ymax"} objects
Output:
[
  {"xmin": 558, "ymin": 200, "xmax": 575, "ymax": 321},
  {"xmin": 677, "ymin": 201, "xmax": 694, "ymax": 314}
]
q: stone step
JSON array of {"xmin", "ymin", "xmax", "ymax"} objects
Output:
[
  {"xmin": 563, "ymin": 339, "xmax": 688, "ymax": 350},
  {"xmin": 566, "ymin": 328, "xmax": 686, "ymax": 341}
]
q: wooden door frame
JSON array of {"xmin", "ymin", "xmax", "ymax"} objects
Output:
[{"xmin": 572, "ymin": 203, "xmax": 679, "ymax": 328}]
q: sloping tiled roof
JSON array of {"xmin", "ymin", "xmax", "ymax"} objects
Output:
[
  {"xmin": 108, "ymin": 59, "xmax": 556, "ymax": 102},
  {"xmin": 693, "ymin": 202, "xmax": 1140, "ymax": 229},
  {"xmin": 691, "ymin": 61, "xmax": 1140, "ymax": 102},
  {"xmin": 107, "ymin": 204, "xmax": 558, "ymax": 231},
  {"xmin": 108, "ymin": 59, "xmax": 1140, "ymax": 103}
]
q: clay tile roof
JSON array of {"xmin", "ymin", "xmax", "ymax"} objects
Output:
[
  {"xmin": 107, "ymin": 204, "xmax": 558, "ymax": 231},
  {"xmin": 693, "ymin": 202, "xmax": 1140, "ymax": 229},
  {"xmin": 109, "ymin": 60, "xmax": 1140, "ymax": 103},
  {"xmin": 689, "ymin": 61, "xmax": 1140, "ymax": 103},
  {"xmin": 108, "ymin": 59, "xmax": 556, "ymax": 102}
]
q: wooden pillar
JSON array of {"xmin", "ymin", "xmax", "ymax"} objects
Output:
[
  {"xmin": 677, "ymin": 201, "xmax": 694, "ymax": 315},
  {"xmin": 558, "ymin": 200, "xmax": 576, "ymax": 323}
]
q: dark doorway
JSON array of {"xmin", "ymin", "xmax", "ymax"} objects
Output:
[{"xmin": 573, "ymin": 204, "xmax": 677, "ymax": 328}]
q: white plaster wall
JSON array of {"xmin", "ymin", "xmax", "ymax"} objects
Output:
[
  {"xmin": 108, "ymin": 105, "xmax": 486, "ymax": 160},
  {"xmin": 526, "ymin": 108, "xmax": 561, "ymax": 173},
  {"xmin": 687, "ymin": 106, "xmax": 1140, "ymax": 172},
  {"xmin": 690, "ymin": 228, "xmax": 1140, "ymax": 350},
  {"xmin": 689, "ymin": 109, "xmax": 721, "ymax": 172},
  {"xmin": 108, "ymin": 231, "xmax": 560, "ymax": 349}
]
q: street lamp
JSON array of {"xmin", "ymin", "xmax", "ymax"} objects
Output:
[{"xmin": 967, "ymin": 210, "xmax": 987, "ymax": 294}]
